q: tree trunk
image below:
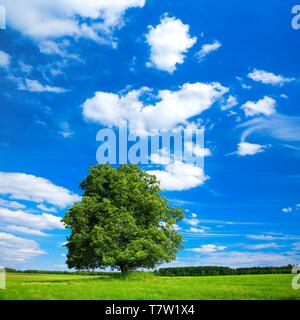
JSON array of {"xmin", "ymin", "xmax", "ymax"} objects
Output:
[{"xmin": 120, "ymin": 265, "xmax": 129, "ymax": 275}]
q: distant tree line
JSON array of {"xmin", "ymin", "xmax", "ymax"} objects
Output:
[
  {"xmin": 157, "ymin": 265, "xmax": 294, "ymax": 276},
  {"xmin": 4, "ymin": 268, "xmax": 114, "ymax": 276},
  {"xmin": 5, "ymin": 265, "xmax": 294, "ymax": 276}
]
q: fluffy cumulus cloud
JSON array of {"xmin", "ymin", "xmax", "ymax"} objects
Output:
[
  {"xmin": 248, "ymin": 69, "xmax": 295, "ymax": 86},
  {"xmin": 1, "ymin": 0, "xmax": 145, "ymax": 46},
  {"xmin": 196, "ymin": 40, "xmax": 222, "ymax": 60},
  {"xmin": 242, "ymin": 96, "xmax": 276, "ymax": 117},
  {"xmin": 188, "ymin": 244, "xmax": 226, "ymax": 253},
  {"xmin": 0, "ymin": 50, "xmax": 10, "ymax": 68},
  {"xmin": 146, "ymin": 15, "xmax": 197, "ymax": 73},
  {"xmin": 0, "ymin": 232, "xmax": 46, "ymax": 262},
  {"xmin": 237, "ymin": 142, "xmax": 266, "ymax": 156},
  {"xmin": 82, "ymin": 82, "xmax": 228, "ymax": 134},
  {"xmin": 0, "ymin": 207, "xmax": 64, "ymax": 230},
  {"xmin": 0, "ymin": 172, "xmax": 80, "ymax": 208},
  {"xmin": 147, "ymin": 161, "xmax": 208, "ymax": 191}
]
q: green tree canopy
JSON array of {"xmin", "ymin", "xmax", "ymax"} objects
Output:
[{"xmin": 63, "ymin": 164, "xmax": 184, "ymax": 274}]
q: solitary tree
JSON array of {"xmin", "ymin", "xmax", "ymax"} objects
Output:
[{"xmin": 63, "ymin": 164, "xmax": 184, "ymax": 274}]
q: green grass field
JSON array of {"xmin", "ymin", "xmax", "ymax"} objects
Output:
[{"xmin": 0, "ymin": 273, "xmax": 299, "ymax": 300}]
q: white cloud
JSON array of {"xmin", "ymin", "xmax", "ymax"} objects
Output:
[
  {"xmin": 37, "ymin": 204, "xmax": 57, "ymax": 213},
  {"xmin": 0, "ymin": 172, "xmax": 80, "ymax": 208},
  {"xmin": 10, "ymin": 77, "xmax": 67, "ymax": 93},
  {"xmin": 0, "ymin": 199, "xmax": 26, "ymax": 210},
  {"xmin": 59, "ymin": 131, "xmax": 74, "ymax": 138},
  {"xmin": 2, "ymin": 0, "xmax": 145, "ymax": 46},
  {"xmin": 0, "ymin": 232, "xmax": 46, "ymax": 262},
  {"xmin": 188, "ymin": 244, "xmax": 226, "ymax": 253},
  {"xmin": 239, "ymin": 114, "xmax": 300, "ymax": 143},
  {"xmin": 148, "ymin": 161, "xmax": 208, "ymax": 191},
  {"xmin": 293, "ymin": 243, "xmax": 300, "ymax": 251},
  {"xmin": 184, "ymin": 218, "xmax": 201, "ymax": 226},
  {"xmin": 18, "ymin": 62, "xmax": 33, "ymax": 74},
  {"xmin": 58, "ymin": 122, "xmax": 74, "ymax": 138},
  {"xmin": 0, "ymin": 207, "xmax": 64, "ymax": 230},
  {"xmin": 237, "ymin": 142, "xmax": 266, "ymax": 156},
  {"xmin": 184, "ymin": 142, "xmax": 211, "ymax": 157},
  {"xmin": 2, "ymin": 225, "xmax": 47, "ymax": 237},
  {"xmin": 0, "ymin": 51, "xmax": 10, "ymax": 68},
  {"xmin": 248, "ymin": 69, "xmax": 295, "ymax": 86},
  {"xmin": 150, "ymin": 148, "xmax": 172, "ymax": 165},
  {"xmin": 173, "ymin": 224, "xmax": 181, "ymax": 231},
  {"xmin": 197, "ymin": 251, "xmax": 294, "ymax": 267},
  {"xmin": 236, "ymin": 76, "xmax": 252, "ymax": 90},
  {"xmin": 248, "ymin": 233, "xmax": 300, "ymax": 241},
  {"xmin": 247, "ymin": 235, "xmax": 274, "ymax": 241},
  {"xmin": 242, "ymin": 96, "xmax": 276, "ymax": 117},
  {"xmin": 82, "ymin": 82, "xmax": 228, "ymax": 134},
  {"xmin": 221, "ymin": 95, "xmax": 238, "ymax": 111},
  {"xmin": 247, "ymin": 242, "xmax": 278, "ymax": 250},
  {"xmin": 196, "ymin": 40, "xmax": 222, "ymax": 60},
  {"xmin": 189, "ymin": 227, "xmax": 205, "ymax": 234},
  {"xmin": 282, "ymin": 207, "xmax": 293, "ymax": 213},
  {"xmin": 163, "ymin": 251, "xmax": 300, "ymax": 268},
  {"xmin": 146, "ymin": 15, "xmax": 197, "ymax": 73},
  {"xmin": 38, "ymin": 40, "xmax": 77, "ymax": 59}
]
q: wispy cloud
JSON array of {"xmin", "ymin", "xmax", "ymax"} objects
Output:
[
  {"xmin": 188, "ymin": 244, "xmax": 226, "ymax": 253},
  {"xmin": 196, "ymin": 40, "xmax": 222, "ymax": 60},
  {"xmin": 0, "ymin": 172, "xmax": 80, "ymax": 208},
  {"xmin": 9, "ymin": 76, "xmax": 67, "ymax": 93},
  {"xmin": 239, "ymin": 114, "xmax": 300, "ymax": 143},
  {"xmin": 246, "ymin": 242, "xmax": 279, "ymax": 250},
  {"xmin": 248, "ymin": 69, "xmax": 295, "ymax": 86},
  {"xmin": 221, "ymin": 95, "xmax": 238, "ymax": 111},
  {"xmin": 0, "ymin": 207, "xmax": 64, "ymax": 230},
  {"xmin": 1, "ymin": 225, "xmax": 47, "ymax": 237},
  {"xmin": 0, "ymin": 50, "xmax": 10, "ymax": 69},
  {"xmin": 0, "ymin": 232, "xmax": 46, "ymax": 262},
  {"xmin": 247, "ymin": 233, "xmax": 300, "ymax": 241}
]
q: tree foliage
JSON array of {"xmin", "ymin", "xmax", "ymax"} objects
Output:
[
  {"xmin": 158, "ymin": 265, "xmax": 294, "ymax": 276},
  {"xmin": 63, "ymin": 164, "xmax": 184, "ymax": 273}
]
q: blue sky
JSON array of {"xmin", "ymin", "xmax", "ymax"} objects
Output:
[{"xmin": 0, "ymin": 0, "xmax": 300, "ymax": 270}]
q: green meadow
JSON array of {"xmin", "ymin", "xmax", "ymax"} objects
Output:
[{"xmin": 0, "ymin": 272, "xmax": 299, "ymax": 300}]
